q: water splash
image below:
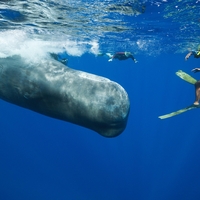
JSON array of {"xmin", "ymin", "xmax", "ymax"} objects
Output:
[{"xmin": 0, "ymin": 29, "xmax": 100, "ymax": 62}]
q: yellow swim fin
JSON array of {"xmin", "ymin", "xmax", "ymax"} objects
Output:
[
  {"xmin": 158, "ymin": 105, "xmax": 199, "ymax": 119},
  {"xmin": 159, "ymin": 70, "xmax": 198, "ymax": 119},
  {"xmin": 176, "ymin": 70, "xmax": 197, "ymax": 84}
]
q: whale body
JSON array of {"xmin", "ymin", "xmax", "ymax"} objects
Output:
[{"xmin": 0, "ymin": 56, "xmax": 130, "ymax": 137}]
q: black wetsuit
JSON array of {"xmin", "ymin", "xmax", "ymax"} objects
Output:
[
  {"xmin": 192, "ymin": 51, "xmax": 200, "ymax": 58},
  {"xmin": 112, "ymin": 52, "xmax": 135, "ymax": 61}
]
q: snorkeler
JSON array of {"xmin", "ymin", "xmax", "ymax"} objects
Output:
[
  {"xmin": 192, "ymin": 68, "xmax": 200, "ymax": 105},
  {"xmin": 185, "ymin": 45, "xmax": 200, "ymax": 60},
  {"xmin": 108, "ymin": 52, "xmax": 138, "ymax": 63},
  {"xmin": 158, "ymin": 69, "xmax": 200, "ymax": 119}
]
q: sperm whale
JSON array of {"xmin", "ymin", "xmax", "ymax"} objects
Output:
[{"xmin": 0, "ymin": 55, "xmax": 130, "ymax": 137}]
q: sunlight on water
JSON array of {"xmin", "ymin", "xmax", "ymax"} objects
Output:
[
  {"xmin": 136, "ymin": 39, "xmax": 162, "ymax": 55},
  {"xmin": 0, "ymin": 0, "xmax": 147, "ymax": 58},
  {"xmin": 0, "ymin": 0, "xmax": 199, "ymax": 57}
]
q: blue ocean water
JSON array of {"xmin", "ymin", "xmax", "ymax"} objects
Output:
[{"xmin": 0, "ymin": 1, "xmax": 200, "ymax": 200}]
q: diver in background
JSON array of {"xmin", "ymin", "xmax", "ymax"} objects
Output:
[
  {"xmin": 185, "ymin": 45, "xmax": 200, "ymax": 60},
  {"xmin": 108, "ymin": 52, "xmax": 138, "ymax": 63},
  {"xmin": 50, "ymin": 53, "xmax": 68, "ymax": 65}
]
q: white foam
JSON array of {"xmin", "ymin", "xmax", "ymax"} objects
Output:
[
  {"xmin": 0, "ymin": 29, "xmax": 100, "ymax": 63},
  {"xmin": 88, "ymin": 40, "xmax": 99, "ymax": 55}
]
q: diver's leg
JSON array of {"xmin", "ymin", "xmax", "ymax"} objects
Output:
[
  {"xmin": 106, "ymin": 53, "xmax": 113, "ymax": 58},
  {"xmin": 194, "ymin": 81, "xmax": 200, "ymax": 105}
]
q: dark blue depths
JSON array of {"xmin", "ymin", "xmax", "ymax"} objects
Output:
[{"xmin": 0, "ymin": 53, "xmax": 200, "ymax": 200}]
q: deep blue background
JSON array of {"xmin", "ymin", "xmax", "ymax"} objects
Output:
[{"xmin": 1, "ymin": 53, "xmax": 200, "ymax": 200}]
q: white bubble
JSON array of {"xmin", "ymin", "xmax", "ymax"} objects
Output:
[{"xmin": 89, "ymin": 40, "xmax": 99, "ymax": 55}]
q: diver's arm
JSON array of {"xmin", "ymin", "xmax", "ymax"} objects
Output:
[
  {"xmin": 130, "ymin": 55, "xmax": 138, "ymax": 63},
  {"xmin": 192, "ymin": 68, "xmax": 200, "ymax": 73},
  {"xmin": 185, "ymin": 51, "xmax": 196, "ymax": 60}
]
